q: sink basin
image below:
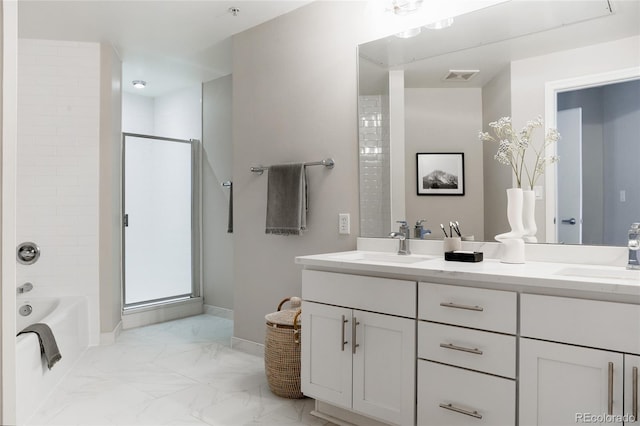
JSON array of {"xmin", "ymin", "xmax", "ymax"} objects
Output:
[
  {"xmin": 555, "ymin": 266, "xmax": 640, "ymax": 282},
  {"xmin": 329, "ymin": 252, "xmax": 435, "ymax": 264}
]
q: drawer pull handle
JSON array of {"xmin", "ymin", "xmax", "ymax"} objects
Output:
[
  {"xmin": 341, "ymin": 315, "xmax": 348, "ymax": 351},
  {"xmin": 633, "ymin": 366, "xmax": 638, "ymax": 422},
  {"xmin": 608, "ymin": 362, "xmax": 614, "ymax": 416},
  {"xmin": 440, "ymin": 342, "xmax": 483, "ymax": 355},
  {"xmin": 440, "ymin": 302, "xmax": 484, "ymax": 312},
  {"xmin": 439, "ymin": 403, "xmax": 483, "ymax": 419},
  {"xmin": 352, "ymin": 318, "xmax": 360, "ymax": 354}
]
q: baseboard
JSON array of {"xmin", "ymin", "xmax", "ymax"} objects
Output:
[
  {"xmin": 99, "ymin": 320, "xmax": 123, "ymax": 345},
  {"xmin": 314, "ymin": 401, "xmax": 388, "ymax": 426},
  {"xmin": 122, "ymin": 298, "xmax": 203, "ymax": 329},
  {"xmin": 204, "ymin": 304, "xmax": 233, "ymax": 320},
  {"xmin": 231, "ymin": 336, "xmax": 264, "ymax": 358}
]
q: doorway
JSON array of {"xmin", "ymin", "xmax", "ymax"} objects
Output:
[{"xmin": 122, "ymin": 133, "xmax": 200, "ymax": 309}]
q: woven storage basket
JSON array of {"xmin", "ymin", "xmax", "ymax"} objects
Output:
[{"xmin": 264, "ymin": 297, "xmax": 304, "ymax": 399}]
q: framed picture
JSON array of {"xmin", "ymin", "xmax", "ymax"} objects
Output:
[{"xmin": 416, "ymin": 153, "xmax": 465, "ymax": 196}]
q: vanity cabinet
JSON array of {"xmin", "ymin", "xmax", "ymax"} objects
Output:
[
  {"xmin": 520, "ymin": 294, "xmax": 640, "ymax": 425},
  {"xmin": 416, "ymin": 282, "xmax": 517, "ymax": 425},
  {"xmin": 301, "ymin": 270, "xmax": 416, "ymax": 426}
]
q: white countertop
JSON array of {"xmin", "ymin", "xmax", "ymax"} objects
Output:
[{"xmin": 295, "ymin": 250, "xmax": 640, "ymax": 303}]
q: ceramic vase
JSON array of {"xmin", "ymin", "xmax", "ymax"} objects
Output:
[
  {"xmin": 522, "ymin": 189, "xmax": 538, "ymax": 243},
  {"xmin": 495, "ymin": 187, "xmax": 525, "ymax": 263}
]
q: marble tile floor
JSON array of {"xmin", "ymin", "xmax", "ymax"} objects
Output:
[{"xmin": 28, "ymin": 314, "xmax": 333, "ymax": 426}]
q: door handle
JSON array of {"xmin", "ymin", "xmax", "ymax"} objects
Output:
[
  {"xmin": 124, "ymin": 214, "xmax": 129, "ymax": 227},
  {"xmin": 608, "ymin": 362, "xmax": 614, "ymax": 416},
  {"xmin": 341, "ymin": 315, "xmax": 348, "ymax": 351},
  {"xmin": 633, "ymin": 366, "xmax": 638, "ymax": 422},
  {"xmin": 561, "ymin": 218, "xmax": 577, "ymax": 225}
]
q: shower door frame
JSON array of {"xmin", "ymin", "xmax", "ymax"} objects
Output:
[{"xmin": 121, "ymin": 132, "xmax": 201, "ymax": 310}]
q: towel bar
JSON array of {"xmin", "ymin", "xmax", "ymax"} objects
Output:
[{"xmin": 250, "ymin": 158, "xmax": 335, "ymax": 175}]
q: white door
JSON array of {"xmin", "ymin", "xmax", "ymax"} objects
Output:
[
  {"xmin": 352, "ymin": 311, "xmax": 415, "ymax": 426},
  {"xmin": 625, "ymin": 354, "xmax": 640, "ymax": 423},
  {"xmin": 301, "ymin": 302, "xmax": 353, "ymax": 409},
  {"xmin": 520, "ymin": 338, "xmax": 624, "ymax": 426},
  {"xmin": 123, "ymin": 134, "xmax": 195, "ymax": 306},
  {"xmin": 556, "ymin": 108, "xmax": 583, "ymax": 244}
]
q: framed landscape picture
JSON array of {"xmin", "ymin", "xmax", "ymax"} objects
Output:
[{"xmin": 416, "ymin": 153, "xmax": 465, "ymax": 196}]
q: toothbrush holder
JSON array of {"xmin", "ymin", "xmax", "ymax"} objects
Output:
[{"xmin": 443, "ymin": 237, "xmax": 462, "ymax": 252}]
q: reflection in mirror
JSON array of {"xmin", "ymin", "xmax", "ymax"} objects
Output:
[{"xmin": 358, "ymin": 0, "xmax": 640, "ymax": 246}]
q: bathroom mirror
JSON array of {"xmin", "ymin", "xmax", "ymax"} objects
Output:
[{"xmin": 358, "ymin": 0, "xmax": 640, "ymax": 246}]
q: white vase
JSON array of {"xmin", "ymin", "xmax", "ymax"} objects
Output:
[
  {"xmin": 495, "ymin": 188, "xmax": 525, "ymax": 264},
  {"xmin": 522, "ymin": 189, "xmax": 538, "ymax": 243}
]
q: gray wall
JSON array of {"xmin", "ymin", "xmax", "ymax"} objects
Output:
[
  {"xmin": 98, "ymin": 43, "xmax": 123, "ymax": 335},
  {"xmin": 404, "ymin": 88, "xmax": 484, "ymax": 240},
  {"xmin": 202, "ymin": 75, "xmax": 234, "ymax": 310},
  {"xmin": 482, "ymin": 67, "xmax": 512, "ymax": 239},
  {"xmin": 232, "ymin": 1, "xmax": 363, "ymax": 344},
  {"xmin": 603, "ymin": 79, "xmax": 640, "ymax": 245},
  {"xmin": 558, "ymin": 87, "xmax": 605, "ymax": 245}
]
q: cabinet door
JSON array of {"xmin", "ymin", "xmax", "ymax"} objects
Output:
[
  {"xmin": 520, "ymin": 338, "xmax": 624, "ymax": 426},
  {"xmin": 301, "ymin": 301, "xmax": 353, "ymax": 409},
  {"xmin": 625, "ymin": 354, "xmax": 640, "ymax": 423},
  {"xmin": 352, "ymin": 310, "xmax": 415, "ymax": 426}
]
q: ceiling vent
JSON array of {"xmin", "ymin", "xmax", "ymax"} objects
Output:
[{"xmin": 443, "ymin": 69, "xmax": 479, "ymax": 82}]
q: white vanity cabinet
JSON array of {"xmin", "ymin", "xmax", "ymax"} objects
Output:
[
  {"xmin": 416, "ymin": 282, "xmax": 517, "ymax": 425},
  {"xmin": 301, "ymin": 270, "xmax": 416, "ymax": 426},
  {"xmin": 520, "ymin": 294, "xmax": 640, "ymax": 426}
]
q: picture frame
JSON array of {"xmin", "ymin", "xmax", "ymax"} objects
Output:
[{"xmin": 416, "ymin": 152, "xmax": 465, "ymax": 196}]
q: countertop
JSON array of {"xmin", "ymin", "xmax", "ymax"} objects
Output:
[{"xmin": 295, "ymin": 250, "xmax": 640, "ymax": 303}]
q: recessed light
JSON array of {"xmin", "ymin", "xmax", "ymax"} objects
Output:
[{"xmin": 132, "ymin": 80, "xmax": 146, "ymax": 89}]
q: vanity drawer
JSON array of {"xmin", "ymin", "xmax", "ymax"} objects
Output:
[
  {"xmin": 418, "ymin": 283, "xmax": 517, "ymax": 334},
  {"xmin": 302, "ymin": 270, "xmax": 416, "ymax": 318},
  {"xmin": 418, "ymin": 360, "xmax": 515, "ymax": 426},
  {"xmin": 521, "ymin": 294, "xmax": 640, "ymax": 354},
  {"xmin": 418, "ymin": 321, "xmax": 516, "ymax": 378}
]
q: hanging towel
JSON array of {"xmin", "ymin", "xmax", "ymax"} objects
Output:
[
  {"xmin": 265, "ymin": 163, "xmax": 307, "ymax": 235},
  {"xmin": 17, "ymin": 323, "xmax": 62, "ymax": 370},
  {"xmin": 227, "ymin": 182, "xmax": 233, "ymax": 233}
]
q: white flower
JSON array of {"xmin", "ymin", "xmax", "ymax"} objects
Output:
[{"xmin": 478, "ymin": 116, "xmax": 560, "ymax": 189}]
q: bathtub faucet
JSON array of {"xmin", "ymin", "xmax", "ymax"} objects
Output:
[{"xmin": 17, "ymin": 282, "xmax": 33, "ymax": 294}]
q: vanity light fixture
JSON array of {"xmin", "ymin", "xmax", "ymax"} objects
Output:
[
  {"xmin": 395, "ymin": 27, "xmax": 422, "ymax": 38},
  {"xmin": 132, "ymin": 80, "xmax": 147, "ymax": 89},
  {"xmin": 425, "ymin": 17, "xmax": 454, "ymax": 30},
  {"xmin": 391, "ymin": 0, "xmax": 424, "ymax": 15}
]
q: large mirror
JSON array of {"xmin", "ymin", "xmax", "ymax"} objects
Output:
[{"xmin": 358, "ymin": 0, "xmax": 640, "ymax": 246}]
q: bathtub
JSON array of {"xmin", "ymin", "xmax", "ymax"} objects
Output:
[{"xmin": 16, "ymin": 296, "xmax": 89, "ymax": 425}]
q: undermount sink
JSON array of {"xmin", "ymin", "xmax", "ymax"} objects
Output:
[
  {"xmin": 329, "ymin": 252, "xmax": 436, "ymax": 264},
  {"xmin": 555, "ymin": 266, "xmax": 640, "ymax": 282}
]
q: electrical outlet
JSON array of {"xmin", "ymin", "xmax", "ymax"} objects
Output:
[{"xmin": 338, "ymin": 213, "xmax": 350, "ymax": 235}]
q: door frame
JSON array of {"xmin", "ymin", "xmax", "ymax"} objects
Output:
[
  {"xmin": 544, "ymin": 67, "xmax": 640, "ymax": 243},
  {"xmin": 121, "ymin": 132, "xmax": 201, "ymax": 310}
]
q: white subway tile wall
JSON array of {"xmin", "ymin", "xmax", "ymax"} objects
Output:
[
  {"xmin": 358, "ymin": 95, "xmax": 391, "ymax": 236},
  {"xmin": 17, "ymin": 39, "xmax": 101, "ymax": 343}
]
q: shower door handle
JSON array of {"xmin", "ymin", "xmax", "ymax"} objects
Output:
[{"xmin": 124, "ymin": 214, "xmax": 129, "ymax": 227}]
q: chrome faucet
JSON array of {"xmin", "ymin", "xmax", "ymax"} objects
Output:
[
  {"xmin": 17, "ymin": 282, "xmax": 33, "ymax": 294},
  {"xmin": 628, "ymin": 223, "xmax": 640, "ymax": 270},
  {"xmin": 389, "ymin": 232, "xmax": 410, "ymax": 255},
  {"xmin": 414, "ymin": 220, "xmax": 432, "ymax": 239}
]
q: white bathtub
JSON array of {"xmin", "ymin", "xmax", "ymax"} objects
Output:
[{"xmin": 16, "ymin": 296, "xmax": 89, "ymax": 425}]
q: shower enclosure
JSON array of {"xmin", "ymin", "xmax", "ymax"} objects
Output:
[{"xmin": 122, "ymin": 133, "xmax": 200, "ymax": 309}]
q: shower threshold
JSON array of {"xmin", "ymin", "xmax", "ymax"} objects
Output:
[{"xmin": 122, "ymin": 296, "xmax": 203, "ymax": 329}]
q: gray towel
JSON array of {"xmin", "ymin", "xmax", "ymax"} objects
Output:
[
  {"xmin": 265, "ymin": 164, "xmax": 307, "ymax": 235},
  {"xmin": 18, "ymin": 323, "xmax": 62, "ymax": 369}
]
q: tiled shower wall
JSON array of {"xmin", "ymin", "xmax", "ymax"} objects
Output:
[
  {"xmin": 17, "ymin": 39, "xmax": 100, "ymax": 343},
  {"xmin": 359, "ymin": 95, "xmax": 390, "ymax": 236}
]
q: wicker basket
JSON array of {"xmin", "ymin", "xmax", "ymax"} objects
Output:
[{"xmin": 264, "ymin": 297, "xmax": 304, "ymax": 399}]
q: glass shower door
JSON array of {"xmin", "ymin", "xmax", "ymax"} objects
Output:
[{"xmin": 123, "ymin": 133, "xmax": 198, "ymax": 307}]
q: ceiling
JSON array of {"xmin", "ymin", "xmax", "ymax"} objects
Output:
[{"xmin": 18, "ymin": 0, "xmax": 313, "ymax": 97}]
